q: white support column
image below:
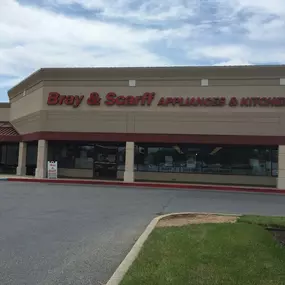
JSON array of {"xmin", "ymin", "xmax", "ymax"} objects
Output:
[
  {"xmin": 124, "ymin": 141, "xmax": 135, "ymax": 182},
  {"xmin": 16, "ymin": 142, "xmax": 27, "ymax": 176},
  {"xmin": 277, "ymin": 145, "xmax": 285, "ymax": 189},
  {"xmin": 35, "ymin": 140, "xmax": 48, "ymax": 178}
]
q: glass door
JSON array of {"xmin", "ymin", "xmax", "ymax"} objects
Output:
[{"xmin": 93, "ymin": 144, "xmax": 118, "ymax": 180}]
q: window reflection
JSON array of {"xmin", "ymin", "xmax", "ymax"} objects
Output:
[
  {"xmin": 48, "ymin": 142, "xmax": 123, "ymax": 171},
  {"xmin": 271, "ymin": 150, "xmax": 278, "ymax": 176},
  {"xmin": 48, "ymin": 142, "xmax": 278, "ymax": 177},
  {"xmin": 117, "ymin": 147, "xmax": 126, "ymax": 170},
  {"xmin": 74, "ymin": 145, "xmax": 94, "ymax": 169},
  {"xmin": 0, "ymin": 143, "xmax": 19, "ymax": 174},
  {"xmin": 134, "ymin": 144, "xmax": 278, "ymax": 177},
  {"xmin": 48, "ymin": 142, "xmax": 94, "ymax": 169}
]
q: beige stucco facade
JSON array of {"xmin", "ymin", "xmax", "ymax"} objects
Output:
[
  {"xmin": 0, "ymin": 103, "xmax": 10, "ymax": 121},
  {"xmin": 8, "ymin": 81, "xmax": 285, "ymax": 137},
  {"xmin": 1, "ymin": 65, "xmax": 285, "ymax": 187}
]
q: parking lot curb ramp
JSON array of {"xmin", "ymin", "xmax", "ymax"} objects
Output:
[{"xmin": 2, "ymin": 177, "xmax": 285, "ymax": 194}]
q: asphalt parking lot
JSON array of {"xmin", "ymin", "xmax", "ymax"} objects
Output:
[{"xmin": 1, "ymin": 182, "xmax": 285, "ymax": 285}]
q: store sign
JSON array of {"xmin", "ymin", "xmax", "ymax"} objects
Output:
[
  {"xmin": 47, "ymin": 92, "xmax": 285, "ymax": 108},
  {"xmin": 47, "ymin": 161, "xmax": 58, "ymax": 179}
]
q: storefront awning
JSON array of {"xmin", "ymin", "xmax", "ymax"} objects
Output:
[{"xmin": 0, "ymin": 122, "xmax": 20, "ymax": 141}]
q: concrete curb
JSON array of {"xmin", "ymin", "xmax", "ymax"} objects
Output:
[
  {"xmin": 4, "ymin": 177, "xmax": 285, "ymax": 195},
  {"xmin": 106, "ymin": 216, "xmax": 160, "ymax": 285},
  {"xmin": 106, "ymin": 212, "xmax": 240, "ymax": 285}
]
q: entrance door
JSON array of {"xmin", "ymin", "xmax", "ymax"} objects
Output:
[{"xmin": 93, "ymin": 144, "xmax": 118, "ymax": 180}]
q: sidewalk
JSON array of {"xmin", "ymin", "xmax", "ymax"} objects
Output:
[{"xmin": 0, "ymin": 175, "xmax": 284, "ymax": 194}]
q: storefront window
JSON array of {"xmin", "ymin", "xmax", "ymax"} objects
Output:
[
  {"xmin": 48, "ymin": 143, "xmax": 75, "ymax": 168},
  {"xmin": 117, "ymin": 145, "xmax": 146, "ymax": 171},
  {"xmin": 0, "ymin": 145, "xmax": 7, "ymax": 164},
  {"xmin": 117, "ymin": 146, "xmax": 126, "ymax": 171},
  {"xmin": 0, "ymin": 144, "xmax": 18, "ymax": 166},
  {"xmin": 26, "ymin": 143, "xmax": 37, "ymax": 165},
  {"xmin": 135, "ymin": 144, "xmax": 278, "ymax": 177},
  {"xmin": 48, "ymin": 142, "xmax": 123, "ymax": 170},
  {"xmin": 48, "ymin": 142, "xmax": 278, "ymax": 177},
  {"xmin": 271, "ymin": 150, "xmax": 278, "ymax": 176},
  {"xmin": 48, "ymin": 143, "xmax": 94, "ymax": 169},
  {"xmin": 74, "ymin": 145, "xmax": 94, "ymax": 169},
  {"xmin": 26, "ymin": 143, "xmax": 37, "ymax": 176},
  {"xmin": 0, "ymin": 143, "xmax": 19, "ymax": 174}
]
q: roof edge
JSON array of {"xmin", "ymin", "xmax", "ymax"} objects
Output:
[
  {"xmin": 8, "ymin": 68, "xmax": 43, "ymax": 98},
  {"xmin": 7, "ymin": 65, "xmax": 285, "ymax": 99},
  {"xmin": 0, "ymin": 103, "xmax": 10, "ymax": 108}
]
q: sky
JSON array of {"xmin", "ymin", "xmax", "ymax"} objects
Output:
[{"xmin": 0, "ymin": 0, "xmax": 285, "ymax": 101}]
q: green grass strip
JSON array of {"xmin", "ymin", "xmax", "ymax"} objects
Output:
[{"xmin": 121, "ymin": 222, "xmax": 285, "ymax": 285}]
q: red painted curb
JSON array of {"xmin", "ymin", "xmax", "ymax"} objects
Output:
[{"xmin": 5, "ymin": 177, "xmax": 285, "ymax": 194}]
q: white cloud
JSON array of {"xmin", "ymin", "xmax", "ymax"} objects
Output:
[
  {"xmin": 48, "ymin": 0, "xmax": 197, "ymax": 21},
  {"xmin": 214, "ymin": 59, "xmax": 251, "ymax": 66},
  {"xmin": 243, "ymin": 15, "xmax": 285, "ymax": 41},
  {"xmin": 234, "ymin": 0, "xmax": 285, "ymax": 15},
  {"xmin": 0, "ymin": 0, "xmax": 175, "ymax": 84},
  {"xmin": 195, "ymin": 45, "xmax": 249, "ymax": 60},
  {"xmin": 0, "ymin": 0, "xmax": 285, "ymax": 100}
]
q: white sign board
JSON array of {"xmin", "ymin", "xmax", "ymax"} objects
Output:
[{"xmin": 47, "ymin": 161, "xmax": 58, "ymax": 179}]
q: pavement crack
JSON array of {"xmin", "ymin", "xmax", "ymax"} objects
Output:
[{"xmin": 157, "ymin": 194, "xmax": 176, "ymax": 215}]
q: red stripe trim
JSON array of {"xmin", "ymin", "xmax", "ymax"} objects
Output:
[
  {"xmin": 0, "ymin": 130, "xmax": 283, "ymax": 145},
  {"xmin": 5, "ymin": 178, "xmax": 285, "ymax": 194},
  {"xmin": 20, "ymin": 131, "xmax": 283, "ymax": 145},
  {"xmin": 0, "ymin": 135, "xmax": 21, "ymax": 142},
  {"xmin": 0, "ymin": 126, "xmax": 20, "ymax": 141}
]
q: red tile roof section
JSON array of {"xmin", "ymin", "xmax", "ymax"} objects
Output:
[{"xmin": 0, "ymin": 122, "xmax": 19, "ymax": 138}]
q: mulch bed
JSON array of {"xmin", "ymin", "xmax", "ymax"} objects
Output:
[{"xmin": 267, "ymin": 227, "xmax": 285, "ymax": 246}]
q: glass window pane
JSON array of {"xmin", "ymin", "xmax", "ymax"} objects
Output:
[
  {"xmin": 74, "ymin": 145, "xmax": 94, "ymax": 169},
  {"xmin": 134, "ymin": 144, "xmax": 277, "ymax": 177},
  {"xmin": 6, "ymin": 144, "xmax": 19, "ymax": 165},
  {"xmin": 117, "ymin": 146, "xmax": 125, "ymax": 171},
  {"xmin": 48, "ymin": 143, "xmax": 74, "ymax": 168},
  {"xmin": 26, "ymin": 144, "xmax": 37, "ymax": 165},
  {"xmin": 272, "ymin": 149, "xmax": 278, "ymax": 176},
  {"xmin": 0, "ymin": 145, "xmax": 7, "ymax": 164}
]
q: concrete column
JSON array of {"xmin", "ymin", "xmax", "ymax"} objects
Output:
[
  {"xmin": 124, "ymin": 141, "xmax": 135, "ymax": 182},
  {"xmin": 277, "ymin": 145, "xmax": 285, "ymax": 189},
  {"xmin": 16, "ymin": 142, "xmax": 27, "ymax": 176},
  {"xmin": 35, "ymin": 140, "xmax": 48, "ymax": 178}
]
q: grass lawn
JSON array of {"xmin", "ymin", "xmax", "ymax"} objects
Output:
[
  {"xmin": 121, "ymin": 216, "xmax": 285, "ymax": 285},
  {"xmin": 239, "ymin": 215, "xmax": 285, "ymax": 228}
]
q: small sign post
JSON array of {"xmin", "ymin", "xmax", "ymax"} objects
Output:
[{"xmin": 47, "ymin": 161, "xmax": 58, "ymax": 179}]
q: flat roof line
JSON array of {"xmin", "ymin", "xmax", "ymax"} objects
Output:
[{"xmin": 8, "ymin": 65, "xmax": 285, "ymax": 99}]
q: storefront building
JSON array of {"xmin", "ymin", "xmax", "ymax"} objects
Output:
[{"xmin": 1, "ymin": 66, "xmax": 285, "ymax": 187}]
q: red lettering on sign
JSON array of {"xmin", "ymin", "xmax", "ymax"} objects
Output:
[
  {"xmin": 47, "ymin": 92, "xmax": 60, "ymax": 105},
  {"xmin": 229, "ymin": 97, "xmax": 238, "ymax": 107},
  {"xmin": 87, "ymin": 92, "xmax": 101, "ymax": 105},
  {"xmin": 157, "ymin": 97, "xmax": 226, "ymax": 107},
  {"xmin": 65, "ymin": 95, "xmax": 74, "ymax": 106},
  {"xmin": 239, "ymin": 97, "xmax": 285, "ymax": 107},
  {"xmin": 240, "ymin": 97, "xmax": 249, "ymax": 107},
  {"xmin": 47, "ymin": 92, "xmax": 84, "ymax": 108},
  {"xmin": 220, "ymin": 97, "xmax": 226, "ymax": 106},
  {"xmin": 105, "ymin": 92, "xmax": 116, "ymax": 106},
  {"xmin": 47, "ymin": 93, "xmax": 285, "ymax": 108},
  {"xmin": 157, "ymin": 97, "xmax": 165, "ymax": 106},
  {"xmin": 104, "ymin": 92, "xmax": 155, "ymax": 106}
]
